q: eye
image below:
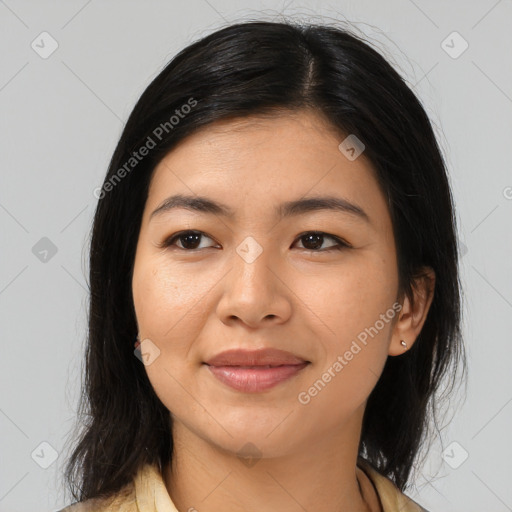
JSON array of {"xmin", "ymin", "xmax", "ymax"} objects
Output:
[
  {"xmin": 159, "ymin": 230, "xmax": 218, "ymax": 251},
  {"xmin": 159, "ymin": 230, "xmax": 350, "ymax": 252},
  {"xmin": 292, "ymin": 231, "xmax": 350, "ymax": 252}
]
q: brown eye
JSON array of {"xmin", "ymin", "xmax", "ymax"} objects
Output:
[
  {"xmin": 160, "ymin": 230, "xmax": 349, "ymax": 252},
  {"xmin": 162, "ymin": 230, "xmax": 218, "ymax": 250},
  {"xmin": 293, "ymin": 231, "xmax": 350, "ymax": 251}
]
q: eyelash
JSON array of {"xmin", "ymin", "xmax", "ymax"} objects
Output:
[{"xmin": 159, "ymin": 230, "xmax": 351, "ymax": 252}]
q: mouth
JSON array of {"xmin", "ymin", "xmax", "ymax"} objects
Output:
[
  {"xmin": 203, "ymin": 347, "xmax": 310, "ymax": 392},
  {"xmin": 204, "ymin": 347, "xmax": 309, "ymax": 367},
  {"xmin": 203, "ymin": 361, "xmax": 310, "ymax": 393}
]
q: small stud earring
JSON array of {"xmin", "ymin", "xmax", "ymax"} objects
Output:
[
  {"xmin": 135, "ymin": 334, "xmax": 141, "ymax": 349},
  {"xmin": 400, "ymin": 339, "xmax": 407, "ymax": 349}
]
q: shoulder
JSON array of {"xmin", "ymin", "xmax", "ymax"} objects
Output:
[
  {"xmin": 357, "ymin": 458, "xmax": 431, "ymax": 512},
  {"xmin": 58, "ymin": 480, "xmax": 137, "ymax": 512}
]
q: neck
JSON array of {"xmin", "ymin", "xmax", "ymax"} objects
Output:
[{"xmin": 164, "ymin": 405, "xmax": 379, "ymax": 512}]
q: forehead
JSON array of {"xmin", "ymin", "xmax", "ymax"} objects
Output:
[
  {"xmin": 144, "ymin": 110, "xmax": 389, "ymax": 228},
  {"xmin": 177, "ymin": 109, "xmax": 347, "ymax": 151}
]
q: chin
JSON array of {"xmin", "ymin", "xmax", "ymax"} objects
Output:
[{"xmin": 199, "ymin": 421, "xmax": 301, "ymax": 461}]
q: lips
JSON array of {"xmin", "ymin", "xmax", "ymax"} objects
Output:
[
  {"xmin": 204, "ymin": 348, "xmax": 308, "ymax": 367},
  {"xmin": 204, "ymin": 348, "xmax": 310, "ymax": 393}
]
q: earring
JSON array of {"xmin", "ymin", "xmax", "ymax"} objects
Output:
[
  {"xmin": 135, "ymin": 334, "xmax": 141, "ymax": 349},
  {"xmin": 400, "ymin": 339, "xmax": 407, "ymax": 349}
]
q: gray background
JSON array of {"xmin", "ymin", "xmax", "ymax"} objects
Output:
[{"xmin": 1, "ymin": 1, "xmax": 511, "ymax": 511}]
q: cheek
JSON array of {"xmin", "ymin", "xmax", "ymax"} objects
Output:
[
  {"xmin": 132, "ymin": 256, "xmax": 213, "ymax": 339},
  {"xmin": 297, "ymin": 283, "xmax": 396, "ymax": 429},
  {"xmin": 297, "ymin": 255, "xmax": 397, "ymax": 399},
  {"xmin": 134, "ymin": 269, "xmax": 204, "ymax": 416},
  {"xmin": 132, "ymin": 257, "xmax": 219, "ymax": 409},
  {"xmin": 301, "ymin": 257, "xmax": 397, "ymax": 341}
]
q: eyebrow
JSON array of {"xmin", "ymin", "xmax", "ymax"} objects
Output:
[{"xmin": 150, "ymin": 194, "xmax": 371, "ymax": 224}]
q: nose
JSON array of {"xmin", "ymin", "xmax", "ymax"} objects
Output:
[{"xmin": 216, "ymin": 239, "xmax": 292, "ymax": 329}]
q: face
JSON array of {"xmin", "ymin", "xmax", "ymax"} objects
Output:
[{"xmin": 131, "ymin": 110, "xmax": 401, "ymax": 458}]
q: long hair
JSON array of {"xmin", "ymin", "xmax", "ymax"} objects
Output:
[{"xmin": 63, "ymin": 19, "xmax": 466, "ymax": 502}]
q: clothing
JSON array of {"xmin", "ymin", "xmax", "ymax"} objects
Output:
[
  {"xmin": 59, "ymin": 459, "xmax": 429, "ymax": 512},
  {"xmin": 357, "ymin": 459, "xmax": 429, "ymax": 512}
]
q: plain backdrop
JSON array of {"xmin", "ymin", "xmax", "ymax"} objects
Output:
[{"xmin": 1, "ymin": 1, "xmax": 511, "ymax": 511}]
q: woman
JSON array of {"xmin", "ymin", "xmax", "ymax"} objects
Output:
[{"xmin": 61, "ymin": 19, "xmax": 465, "ymax": 512}]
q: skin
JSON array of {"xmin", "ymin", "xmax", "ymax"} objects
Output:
[{"xmin": 131, "ymin": 109, "xmax": 435, "ymax": 512}]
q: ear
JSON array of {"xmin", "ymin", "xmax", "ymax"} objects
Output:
[{"xmin": 389, "ymin": 266, "xmax": 436, "ymax": 356}]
